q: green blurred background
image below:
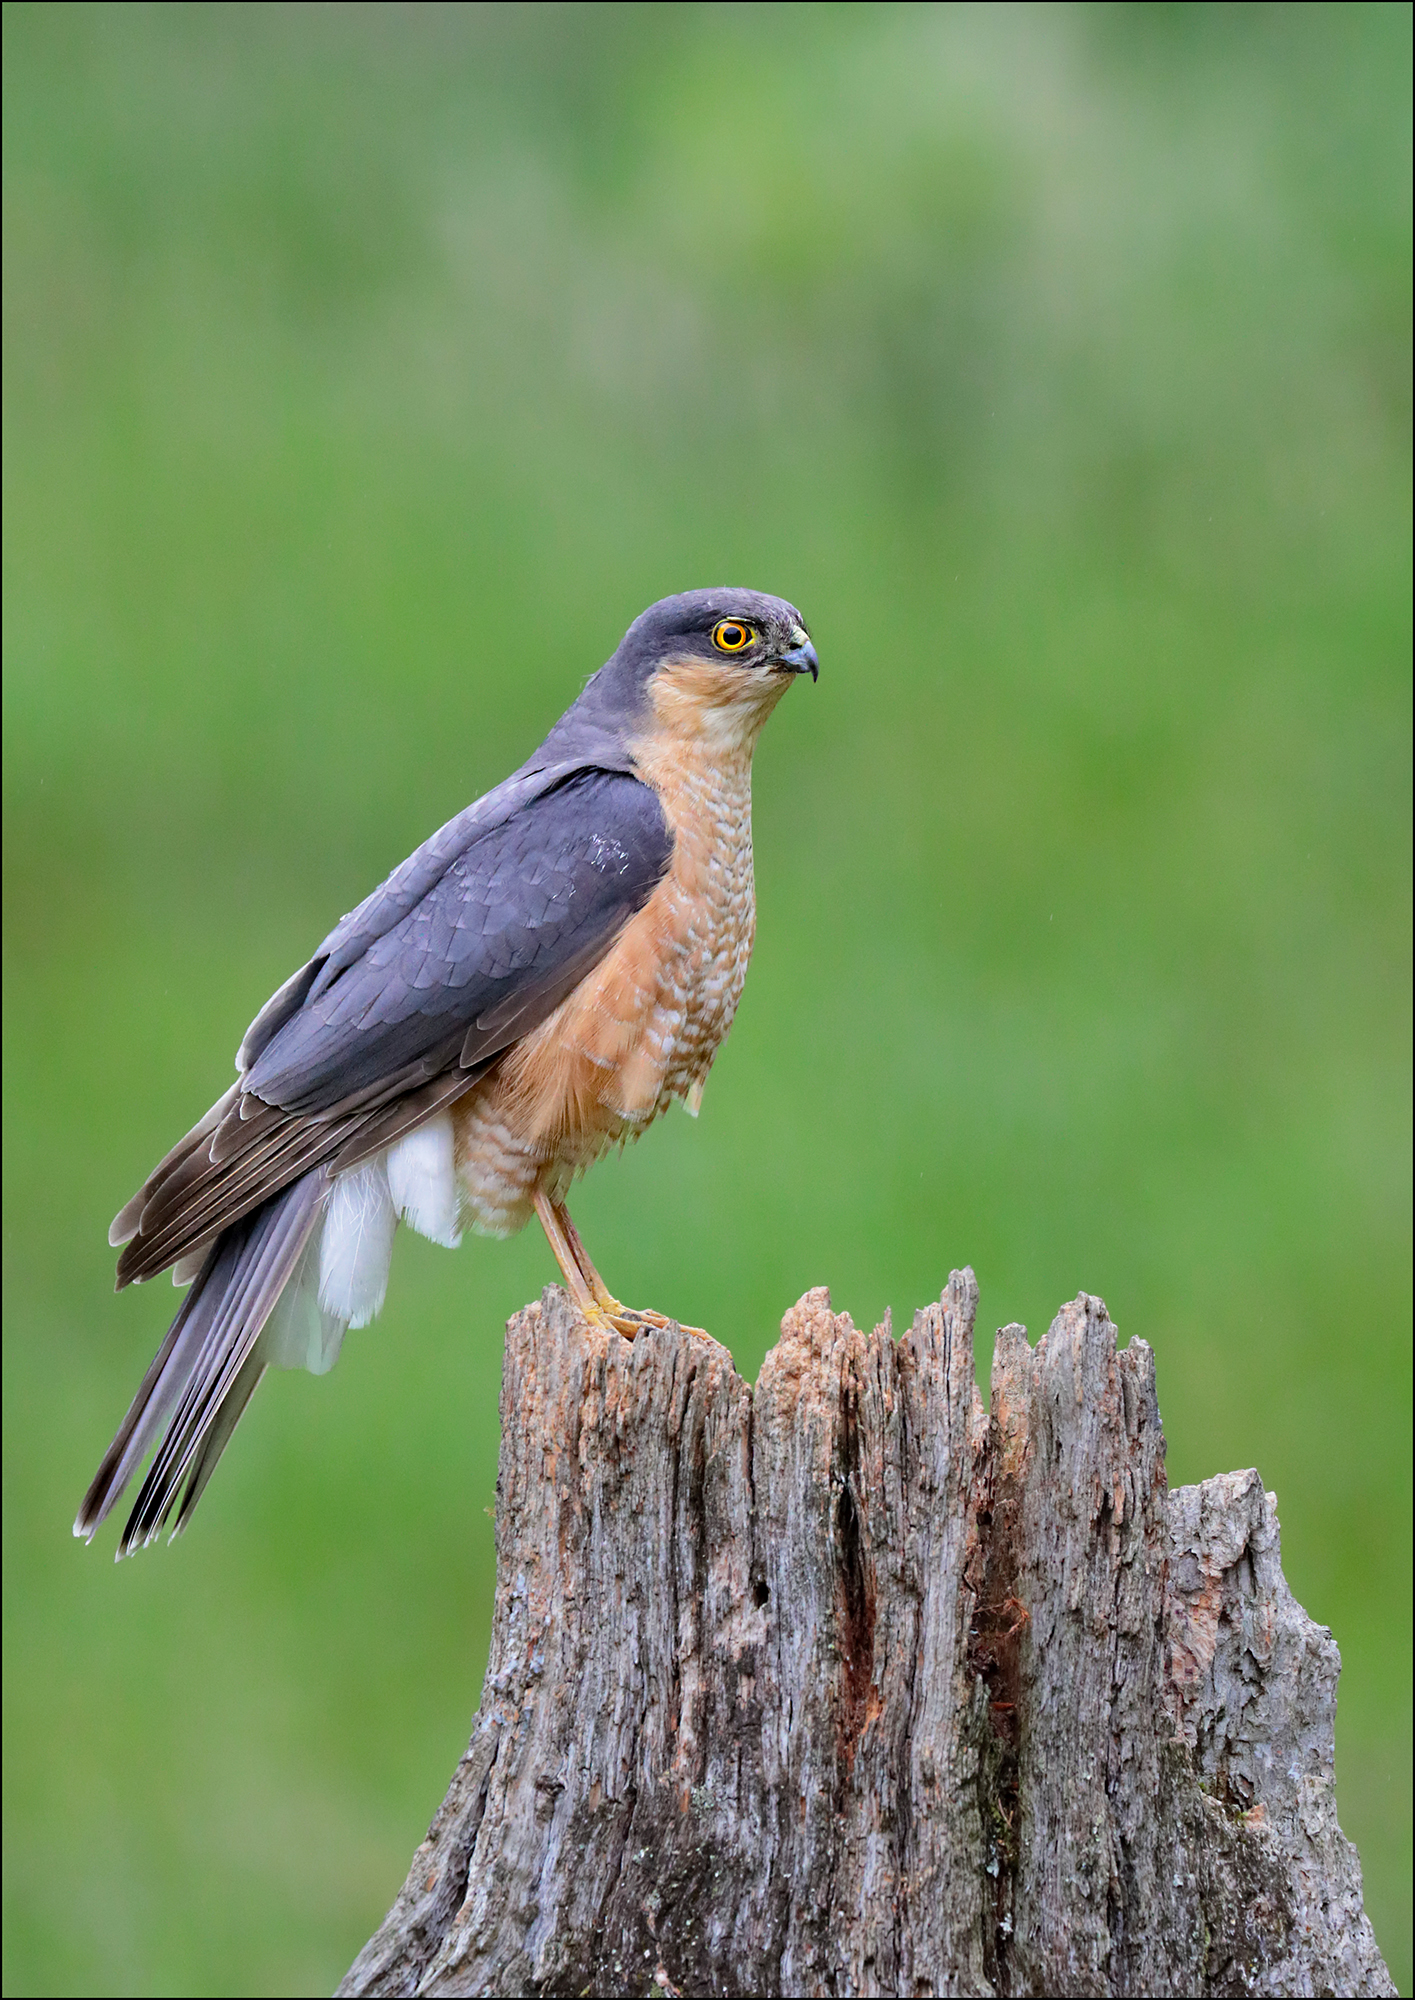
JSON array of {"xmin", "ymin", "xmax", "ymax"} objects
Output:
[{"xmin": 3, "ymin": 3, "xmax": 1409, "ymax": 1992}]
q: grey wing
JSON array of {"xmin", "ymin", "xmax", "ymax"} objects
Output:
[
  {"xmin": 234, "ymin": 759, "xmax": 563, "ymax": 1076},
  {"xmin": 114, "ymin": 769, "xmax": 671, "ymax": 1285},
  {"xmin": 245, "ymin": 768, "xmax": 671, "ymax": 1110}
]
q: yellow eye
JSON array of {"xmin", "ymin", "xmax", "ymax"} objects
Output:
[{"xmin": 712, "ymin": 619, "xmax": 755, "ymax": 653}]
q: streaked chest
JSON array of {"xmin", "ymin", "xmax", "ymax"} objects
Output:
[
  {"xmin": 627, "ymin": 731, "xmax": 758, "ymax": 1101},
  {"xmin": 492, "ymin": 732, "xmax": 759, "ymax": 1154}
]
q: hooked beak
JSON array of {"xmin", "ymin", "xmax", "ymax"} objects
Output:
[{"xmin": 775, "ymin": 632, "xmax": 819, "ymax": 681}]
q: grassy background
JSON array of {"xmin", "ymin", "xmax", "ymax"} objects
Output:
[{"xmin": 3, "ymin": 4, "xmax": 1409, "ymax": 1992}]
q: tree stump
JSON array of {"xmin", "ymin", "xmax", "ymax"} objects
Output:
[{"xmin": 339, "ymin": 1275, "xmax": 1394, "ymax": 1998}]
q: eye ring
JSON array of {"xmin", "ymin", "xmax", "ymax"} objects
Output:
[{"xmin": 712, "ymin": 619, "xmax": 755, "ymax": 653}]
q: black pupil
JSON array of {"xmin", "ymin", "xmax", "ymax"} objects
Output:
[{"xmin": 724, "ymin": 625, "xmax": 744, "ymax": 645}]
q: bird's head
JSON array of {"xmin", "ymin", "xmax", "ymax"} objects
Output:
[
  {"xmin": 606, "ymin": 588, "xmax": 817, "ymax": 755},
  {"xmin": 538, "ymin": 589, "xmax": 817, "ymax": 770}
]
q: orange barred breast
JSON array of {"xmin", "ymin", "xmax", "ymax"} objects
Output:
[{"xmin": 451, "ymin": 704, "xmax": 766, "ymax": 1238}]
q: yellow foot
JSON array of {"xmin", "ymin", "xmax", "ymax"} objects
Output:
[
  {"xmin": 533, "ymin": 1196, "xmax": 714, "ymax": 1342},
  {"xmin": 613, "ymin": 1305, "xmax": 715, "ymax": 1342},
  {"xmin": 573, "ymin": 1299, "xmax": 640, "ymax": 1342},
  {"xmin": 579, "ymin": 1298, "xmax": 713, "ymax": 1343}
]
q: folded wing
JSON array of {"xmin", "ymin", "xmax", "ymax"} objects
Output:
[{"xmin": 113, "ymin": 768, "xmax": 672, "ymax": 1286}]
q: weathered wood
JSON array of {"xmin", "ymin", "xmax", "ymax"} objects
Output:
[{"xmin": 340, "ymin": 1277, "xmax": 1393, "ymax": 1999}]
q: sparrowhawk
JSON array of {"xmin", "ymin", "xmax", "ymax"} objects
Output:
[{"xmin": 77, "ymin": 588, "xmax": 817, "ymax": 1555}]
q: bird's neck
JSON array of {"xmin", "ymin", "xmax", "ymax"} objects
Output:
[
  {"xmin": 632, "ymin": 660, "xmax": 792, "ymax": 766},
  {"xmin": 628, "ymin": 714, "xmax": 770, "ymax": 859}
]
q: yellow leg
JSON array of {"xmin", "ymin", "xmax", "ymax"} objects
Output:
[
  {"xmin": 552, "ymin": 1202, "xmax": 627, "ymax": 1314},
  {"xmin": 533, "ymin": 1192, "xmax": 710, "ymax": 1341},
  {"xmin": 532, "ymin": 1191, "xmax": 618, "ymax": 1332},
  {"xmin": 553, "ymin": 1200, "xmax": 713, "ymax": 1337}
]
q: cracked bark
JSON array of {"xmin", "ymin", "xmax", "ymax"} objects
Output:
[{"xmin": 339, "ymin": 1277, "xmax": 1393, "ymax": 1999}]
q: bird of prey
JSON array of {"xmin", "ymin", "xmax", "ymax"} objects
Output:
[{"xmin": 76, "ymin": 588, "xmax": 817, "ymax": 1557}]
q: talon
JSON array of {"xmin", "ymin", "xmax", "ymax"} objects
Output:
[
  {"xmin": 533, "ymin": 1194, "xmax": 713, "ymax": 1345},
  {"xmin": 596, "ymin": 1302, "xmax": 716, "ymax": 1343},
  {"xmin": 616, "ymin": 1306, "xmax": 714, "ymax": 1341},
  {"xmin": 579, "ymin": 1301, "xmax": 641, "ymax": 1343},
  {"xmin": 634, "ymin": 1309, "xmax": 715, "ymax": 1342}
]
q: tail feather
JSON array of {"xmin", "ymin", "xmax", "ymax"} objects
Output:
[
  {"xmin": 84, "ymin": 1120, "xmax": 458, "ymax": 1554},
  {"xmin": 169, "ymin": 1342, "xmax": 268, "ymax": 1536},
  {"xmin": 122, "ymin": 1173, "xmax": 327, "ymax": 1552},
  {"xmin": 75, "ymin": 1239, "xmax": 227, "ymax": 1537},
  {"xmin": 77, "ymin": 1170, "xmax": 328, "ymax": 1555}
]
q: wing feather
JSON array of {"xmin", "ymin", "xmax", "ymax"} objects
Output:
[{"xmin": 112, "ymin": 769, "xmax": 671, "ymax": 1286}]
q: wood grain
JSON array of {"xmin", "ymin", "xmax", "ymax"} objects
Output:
[{"xmin": 340, "ymin": 1277, "xmax": 1393, "ymax": 1999}]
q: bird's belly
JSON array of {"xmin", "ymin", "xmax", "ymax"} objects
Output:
[{"xmin": 452, "ymin": 752, "xmax": 756, "ymax": 1235}]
